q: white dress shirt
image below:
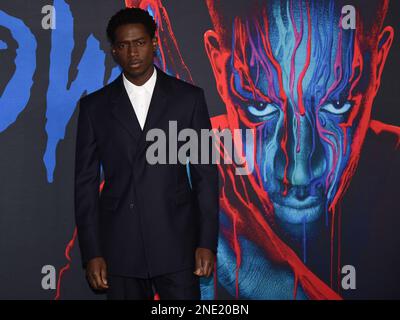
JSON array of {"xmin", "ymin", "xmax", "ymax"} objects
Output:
[{"xmin": 123, "ymin": 67, "xmax": 157, "ymax": 130}]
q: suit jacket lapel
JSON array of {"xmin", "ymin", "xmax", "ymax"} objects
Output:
[
  {"xmin": 137, "ymin": 66, "xmax": 169, "ymax": 155},
  {"xmin": 110, "ymin": 66, "xmax": 170, "ymax": 157},
  {"xmin": 110, "ymin": 75, "xmax": 142, "ymax": 142}
]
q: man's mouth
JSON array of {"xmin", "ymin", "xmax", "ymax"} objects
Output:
[
  {"xmin": 128, "ymin": 60, "xmax": 142, "ymax": 68},
  {"xmin": 271, "ymin": 196, "xmax": 324, "ymax": 224}
]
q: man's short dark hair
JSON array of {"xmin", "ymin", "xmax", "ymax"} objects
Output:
[{"xmin": 106, "ymin": 8, "xmax": 157, "ymax": 44}]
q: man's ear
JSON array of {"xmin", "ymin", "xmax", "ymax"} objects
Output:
[
  {"xmin": 152, "ymin": 36, "xmax": 158, "ymax": 52},
  {"xmin": 204, "ymin": 30, "xmax": 229, "ymax": 99},
  {"xmin": 374, "ymin": 25, "xmax": 394, "ymax": 94},
  {"xmin": 110, "ymin": 46, "xmax": 118, "ymax": 64}
]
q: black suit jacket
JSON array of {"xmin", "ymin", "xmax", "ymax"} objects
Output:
[{"xmin": 74, "ymin": 66, "xmax": 219, "ymax": 278}]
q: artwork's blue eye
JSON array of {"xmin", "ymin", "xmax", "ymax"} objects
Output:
[
  {"xmin": 320, "ymin": 101, "xmax": 352, "ymax": 115},
  {"xmin": 247, "ymin": 102, "xmax": 279, "ymax": 118}
]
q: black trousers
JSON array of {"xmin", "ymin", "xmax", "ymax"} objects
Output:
[{"xmin": 106, "ymin": 268, "xmax": 200, "ymax": 300}]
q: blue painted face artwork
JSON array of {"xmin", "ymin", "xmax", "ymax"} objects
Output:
[
  {"xmin": 229, "ymin": 0, "xmax": 358, "ymax": 229},
  {"xmin": 204, "ymin": 0, "xmax": 394, "ymax": 299}
]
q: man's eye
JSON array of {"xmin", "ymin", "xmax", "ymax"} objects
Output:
[
  {"xmin": 247, "ymin": 102, "xmax": 279, "ymax": 118},
  {"xmin": 137, "ymin": 41, "xmax": 145, "ymax": 46},
  {"xmin": 118, "ymin": 43, "xmax": 126, "ymax": 49},
  {"xmin": 320, "ymin": 101, "xmax": 352, "ymax": 115}
]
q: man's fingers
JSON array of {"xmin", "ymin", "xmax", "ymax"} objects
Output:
[
  {"xmin": 195, "ymin": 249, "xmax": 216, "ymax": 277},
  {"xmin": 89, "ymin": 272, "xmax": 107, "ymax": 290},
  {"xmin": 87, "ymin": 273, "xmax": 98, "ymax": 290},
  {"xmin": 100, "ymin": 267, "xmax": 109, "ymax": 288},
  {"xmin": 193, "ymin": 267, "xmax": 204, "ymax": 276},
  {"xmin": 195, "ymin": 257, "xmax": 203, "ymax": 269},
  {"xmin": 194, "ymin": 265, "xmax": 205, "ymax": 276},
  {"xmin": 194, "ymin": 259, "xmax": 213, "ymax": 277},
  {"xmin": 85, "ymin": 258, "xmax": 109, "ymax": 290},
  {"xmin": 95, "ymin": 272, "xmax": 108, "ymax": 289},
  {"xmin": 204, "ymin": 261, "xmax": 213, "ymax": 277},
  {"xmin": 93, "ymin": 273, "xmax": 102, "ymax": 289},
  {"xmin": 194, "ymin": 256, "xmax": 205, "ymax": 276}
]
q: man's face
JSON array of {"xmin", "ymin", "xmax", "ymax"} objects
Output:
[
  {"xmin": 205, "ymin": 1, "xmax": 392, "ymax": 239},
  {"xmin": 111, "ymin": 23, "xmax": 156, "ymax": 80}
]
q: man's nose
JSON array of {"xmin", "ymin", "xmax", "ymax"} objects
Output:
[
  {"xmin": 274, "ymin": 108, "xmax": 326, "ymax": 189},
  {"xmin": 128, "ymin": 43, "xmax": 139, "ymax": 56}
]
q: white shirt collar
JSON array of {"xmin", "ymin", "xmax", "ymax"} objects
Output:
[{"xmin": 123, "ymin": 66, "xmax": 157, "ymax": 96}]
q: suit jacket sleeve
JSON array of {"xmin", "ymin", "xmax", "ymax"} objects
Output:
[
  {"xmin": 74, "ymin": 97, "xmax": 102, "ymax": 268},
  {"xmin": 190, "ymin": 88, "xmax": 219, "ymax": 255}
]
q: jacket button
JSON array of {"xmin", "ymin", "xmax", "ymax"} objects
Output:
[{"xmin": 129, "ymin": 203, "xmax": 134, "ymax": 209}]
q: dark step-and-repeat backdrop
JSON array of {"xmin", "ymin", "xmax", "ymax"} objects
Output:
[{"xmin": 0, "ymin": 0, "xmax": 399, "ymax": 299}]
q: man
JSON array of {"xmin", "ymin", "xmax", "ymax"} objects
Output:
[{"xmin": 74, "ymin": 8, "xmax": 219, "ymax": 300}]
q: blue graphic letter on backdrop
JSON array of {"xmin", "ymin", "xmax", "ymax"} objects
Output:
[
  {"xmin": 44, "ymin": 0, "xmax": 119, "ymax": 182},
  {"xmin": 0, "ymin": 10, "xmax": 36, "ymax": 132}
]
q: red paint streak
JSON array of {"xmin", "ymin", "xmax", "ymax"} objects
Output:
[
  {"xmin": 259, "ymin": 8, "xmax": 290, "ymax": 196},
  {"xmin": 55, "ymin": 180, "xmax": 105, "ymax": 300},
  {"xmin": 54, "ymin": 228, "xmax": 78, "ymax": 300},
  {"xmin": 296, "ymin": 1, "xmax": 311, "ymax": 118},
  {"xmin": 370, "ymin": 120, "xmax": 400, "ymax": 148},
  {"xmin": 232, "ymin": 21, "xmax": 257, "ymax": 99},
  {"xmin": 288, "ymin": 0, "xmax": 304, "ymax": 155},
  {"xmin": 289, "ymin": 0, "xmax": 303, "ymax": 112},
  {"xmin": 339, "ymin": 38, "xmax": 364, "ymax": 157}
]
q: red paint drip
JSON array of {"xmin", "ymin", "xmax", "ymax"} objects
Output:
[
  {"xmin": 55, "ymin": 181, "xmax": 105, "ymax": 300},
  {"xmin": 54, "ymin": 228, "xmax": 78, "ymax": 300},
  {"xmin": 370, "ymin": 120, "xmax": 400, "ymax": 148},
  {"xmin": 296, "ymin": 1, "xmax": 311, "ymax": 117}
]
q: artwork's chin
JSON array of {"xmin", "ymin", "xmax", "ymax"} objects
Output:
[{"xmin": 272, "ymin": 199, "xmax": 324, "ymax": 225}]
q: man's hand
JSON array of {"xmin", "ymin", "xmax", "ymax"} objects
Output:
[
  {"xmin": 86, "ymin": 257, "xmax": 109, "ymax": 290},
  {"xmin": 194, "ymin": 248, "xmax": 215, "ymax": 277}
]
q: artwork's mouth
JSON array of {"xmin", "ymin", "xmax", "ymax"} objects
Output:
[{"xmin": 271, "ymin": 196, "xmax": 324, "ymax": 224}]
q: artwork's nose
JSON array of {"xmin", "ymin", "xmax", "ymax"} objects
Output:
[{"xmin": 274, "ymin": 106, "xmax": 326, "ymax": 193}]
